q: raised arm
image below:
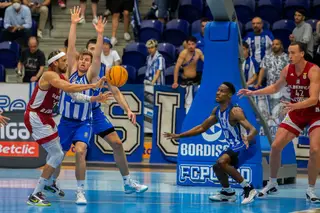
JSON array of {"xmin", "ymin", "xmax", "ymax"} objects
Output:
[{"xmin": 108, "ymin": 82, "xmax": 130, "ymax": 113}]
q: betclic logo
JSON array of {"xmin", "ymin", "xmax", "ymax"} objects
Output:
[{"xmin": 0, "ymin": 141, "xmax": 39, "ymax": 157}]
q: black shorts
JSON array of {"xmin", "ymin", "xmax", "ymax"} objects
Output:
[
  {"xmin": 80, "ymin": 0, "xmax": 99, "ymax": 3},
  {"xmin": 108, "ymin": 0, "xmax": 134, "ymax": 14}
]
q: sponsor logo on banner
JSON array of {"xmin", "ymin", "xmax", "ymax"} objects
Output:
[
  {"xmin": 0, "ymin": 141, "xmax": 39, "ymax": 157},
  {"xmin": 0, "ymin": 83, "xmax": 30, "ymax": 111},
  {"xmin": 143, "ymin": 141, "xmax": 152, "ymax": 159},
  {"xmin": 66, "ymin": 144, "xmax": 75, "ymax": 157}
]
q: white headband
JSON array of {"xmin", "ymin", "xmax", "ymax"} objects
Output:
[{"xmin": 48, "ymin": 52, "xmax": 66, "ymax": 65}]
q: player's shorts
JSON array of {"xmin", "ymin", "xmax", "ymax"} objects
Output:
[
  {"xmin": 58, "ymin": 117, "xmax": 92, "ymax": 151},
  {"xmin": 279, "ymin": 109, "xmax": 320, "ymax": 136},
  {"xmin": 24, "ymin": 110, "xmax": 58, "ymax": 145},
  {"xmin": 220, "ymin": 142, "xmax": 257, "ymax": 169},
  {"xmin": 108, "ymin": 0, "xmax": 134, "ymax": 14},
  {"xmin": 92, "ymin": 107, "xmax": 115, "ymax": 138}
]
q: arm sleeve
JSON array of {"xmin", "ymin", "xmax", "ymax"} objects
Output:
[{"xmin": 68, "ymin": 92, "xmax": 91, "ymax": 103}]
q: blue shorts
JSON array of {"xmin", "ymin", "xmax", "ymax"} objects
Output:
[
  {"xmin": 92, "ymin": 107, "xmax": 114, "ymax": 136},
  {"xmin": 58, "ymin": 117, "xmax": 93, "ymax": 151},
  {"xmin": 220, "ymin": 142, "xmax": 257, "ymax": 169}
]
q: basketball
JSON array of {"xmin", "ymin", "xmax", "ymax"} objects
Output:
[{"xmin": 106, "ymin": 66, "xmax": 128, "ymax": 87}]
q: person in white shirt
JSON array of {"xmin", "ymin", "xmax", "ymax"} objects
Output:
[{"xmin": 101, "ymin": 37, "xmax": 121, "ymax": 69}]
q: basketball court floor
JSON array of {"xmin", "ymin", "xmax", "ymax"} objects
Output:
[{"xmin": 0, "ymin": 167, "xmax": 318, "ymax": 213}]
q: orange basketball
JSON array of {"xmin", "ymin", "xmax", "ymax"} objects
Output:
[{"xmin": 106, "ymin": 66, "xmax": 128, "ymax": 87}]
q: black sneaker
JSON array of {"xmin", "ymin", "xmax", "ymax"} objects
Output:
[
  {"xmin": 44, "ymin": 183, "xmax": 65, "ymax": 197},
  {"xmin": 241, "ymin": 185, "xmax": 258, "ymax": 205},
  {"xmin": 27, "ymin": 192, "xmax": 51, "ymax": 206}
]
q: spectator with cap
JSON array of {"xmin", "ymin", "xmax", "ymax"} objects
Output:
[
  {"xmin": 101, "ymin": 36, "xmax": 121, "ymax": 69},
  {"xmin": 144, "ymin": 39, "xmax": 165, "ymax": 85},
  {"xmin": 289, "ymin": 9, "xmax": 314, "ymax": 61}
]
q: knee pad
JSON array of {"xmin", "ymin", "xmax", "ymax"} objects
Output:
[
  {"xmin": 44, "ymin": 137, "xmax": 65, "ymax": 168},
  {"xmin": 47, "ymin": 149, "xmax": 64, "ymax": 168}
]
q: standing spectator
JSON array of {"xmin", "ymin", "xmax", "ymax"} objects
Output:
[
  {"xmin": 242, "ymin": 41, "xmax": 259, "ymax": 88},
  {"xmin": 79, "ymin": 0, "xmax": 98, "ymax": 24},
  {"xmin": 155, "ymin": 0, "xmax": 169, "ymax": 23},
  {"xmin": 0, "ymin": 0, "xmax": 11, "ymax": 18},
  {"xmin": 17, "ymin": 36, "xmax": 45, "ymax": 82},
  {"xmin": 23, "ymin": 0, "xmax": 49, "ymax": 38},
  {"xmin": 289, "ymin": 9, "xmax": 314, "ymax": 61},
  {"xmin": 108, "ymin": 0, "xmax": 133, "ymax": 46},
  {"xmin": 144, "ymin": 39, "xmax": 165, "ymax": 85},
  {"xmin": 3, "ymin": 0, "xmax": 32, "ymax": 46},
  {"xmin": 244, "ymin": 17, "xmax": 274, "ymax": 64},
  {"xmin": 101, "ymin": 37, "xmax": 121, "ymax": 69}
]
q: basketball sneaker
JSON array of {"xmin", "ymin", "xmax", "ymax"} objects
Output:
[
  {"xmin": 257, "ymin": 181, "xmax": 278, "ymax": 198},
  {"xmin": 27, "ymin": 192, "xmax": 51, "ymax": 206},
  {"xmin": 75, "ymin": 190, "xmax": 87, "ymax": 205},
  {"xmin": 241, "ymin": 185, "xmax": 258, "ymax": 204},
  {"xmin": 44, "ymin": 183, "xmax": 65, "ymax": 197},
  {"xmin": 306, "ymin": 188, "xmax": 320, "ymax": 203},
  {"xmin": 124, "ymin": 179, "xmax": 148, "ymax": 194},
  {"xmin": 208, "ymin": 189, "xmax": 237, "ymax": 202}
]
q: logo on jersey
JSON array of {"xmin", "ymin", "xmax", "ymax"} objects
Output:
[
  {"xmin": 201, "ymin": 124, "xmax": 227, "ymax": 143},
  {"xmin": 84, "ymin": 132, "xmax": 88, "ymax": 138},
  {"xmin": 296, "ymin": 79, "xmax": 300, "ymax": 84},
  {"xmin": 303, "ymin": 73, "xmax": 307, "ymax": 79}
]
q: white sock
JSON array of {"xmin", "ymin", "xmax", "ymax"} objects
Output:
[
  {"xmin": 308, "ymin": 185, "xmax": 315, "ymax": 191},
  {"xmin": 123, "ymin": 175, "xmax": 130, "ymax": 185},
  {"xmin": 269, "ymin": 177, "xmax": 277, "ymax": 184},
  {"xmin": 77, "ymin": 180, "xmax": 85, "ymax": 191},
  {"xmin": 222, "ymin": 187, "xmax": 234, "ymax": 193},
  {"xmin": 32, "ymin": 177, "xmax": 48, "ymax": 195},
  {"xmin": 240, "ymin": 180, "xmax": 250, "ymax": 188}
]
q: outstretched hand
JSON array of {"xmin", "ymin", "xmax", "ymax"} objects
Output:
[
  {"xmin": 237, "ymin": 89, "xmax": 255, "ymax": 98},
  {"xmin": 93, "ymin": 16, "xmax": 107, "ymax": 34},
  {"xmin": 0, "ymin": 111, "xmax": 10, "ymax": 127},
  {"xmin": 163, "ymin": 132, "xmax": 180, "ymax": 140},
  {"xmin": 70, "ymin": 6, "xmax": 82, "ymax": 24}
]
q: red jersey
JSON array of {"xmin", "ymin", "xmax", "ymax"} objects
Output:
[{"xmin": 27, "ymin": 72, "xmax": 66, "ymax": 115}]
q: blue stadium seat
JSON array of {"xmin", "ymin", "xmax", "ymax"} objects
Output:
[
  {"xmin": 122, "ymin": 42, "xmax": 148, "ymax": 70},
  {"xmin": 122, "ymin": 65, "xmax": 137, "ymax": 84},
  {"xmin": 164, "ymin": 66, "xmax": 175, "ymax": 85},
  {"xmin": 272, "ymin": 19, "xmax": 296, "ymax": 50},
  {"xmin": 234, "ymin": 0, "xmax": 255, "ymax": 24},
  {"xmin": 244, "ymin": 20, "xmax": 271, "ymax": 33},
  {"xmin": 0, "ymin": 41, "xmax": 20, "ymax": 68},
  {"xmin": 178, "ymin": 0, "xmax": 203, "ymax": 24},
  {"xmin": 163, "ymin": 19, "xmax": 190, "ymax": 47},
  {"xmin": 138, "ymin": 20, "xmax": 164, "ymax": 43},
  {"xmin": 306, "ymin": 19, "xmax": 319, "ymax": 31},
  {"xmin": 313, "ymin": 0, "xmax": 320, "ymax": 19},
  {"xmin": 0, "ymin": 19, "xmax": 3, "ymax": 28},
  {"xmin": 0, "ymin": 64, "xmax": 5, "ymax": 82},
  {"xmin": 191, "ymin": 20, "xmax": 201, "ymax": 35},
  {"xmin": 284, "ymin": 0, "xmax": 310, "ymax": 20},
  {"xmin": 32, "ymin": 19, "xmax": 37, "ymax": 36},
  {"xmin": 137, "ymin": 66, "xmax": 147, "ymax": 84},
  {"xmin": 256, "ymin": 0, "xmax": 282, "ymax": 24},
  {"xmin": 158, "ymin": 43, "xmax": 177, "ymax": 68}
]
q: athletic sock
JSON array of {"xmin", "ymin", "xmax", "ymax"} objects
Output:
[
  {"xmin": 77, "ymin": 180, "xmax": 85, "ymax": 191},
  {"xmin": 123, "ymin": 175, "xmax": 130, "ymax": 185},
  {"xmin": 240, "ymin": 180, "xmax": 250, "ymax": 188},
  {"xmin": 270, "ymin": 177, "xmax": 277, "ymax": 184},
  {"xmin": 222, "ymin": 186, "xmax": 234, "ymax": 193},
  {"xmin": 32, "ymin": 177, "xmax": 48, "ymax": 195}
]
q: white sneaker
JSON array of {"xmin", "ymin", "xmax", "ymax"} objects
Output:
[
  {"xmin": 104, "ymin": 9, "xmax": 111, "ymax": 17},
  {"xmin": 79, "ymin": 17, "xmax": 86, "ymax": 24},
  {"xmin": 208, "ymin": 190, "xmax": 237, "ymax": 202},
  {"xmin": 241, "ymin": 185, "xmax": 258, "ymax": 205},
  {"xmin": 257, "ymin": 181, "xmax": 279, "ymax": 198},
  {"xmin": 124, "ymin": 179, "xmax": 148, "ymax": 194},
  {"xmin": 75, "ymin": 190, "xmax": 87, "ymax": 205},
  {"xmin": 37, "ymin": 30, "xmax": 43, "ymax": 38},
  {"xmin": 111, "ymin": 37, "xmax": 118, "ymax": 46},
  {"xmin": 306, "ymin": 188, "xmax": 320, "ymax": 203},
  {"xmin": 92, "ymin": 16, "xmax": 98, "ymax": 24},
  {"xmin": 124, "ymin": 32, "xmax": 131, "ymax": 41}
]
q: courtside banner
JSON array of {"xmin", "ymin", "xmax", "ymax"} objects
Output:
[
  {"xmin": 0, "ymin": 111, "xmax": 47, "ymax": 168},
  {"xmin": 0, "ymin": 83, "xmax": 30, "ymax": 111},
  {"xmin": 150, "ymin": 86, "xmax": 185, "ymax": 163},
  {"xmin": 87, "ymin": 84, "xmax": 145, "ymax": 162}
]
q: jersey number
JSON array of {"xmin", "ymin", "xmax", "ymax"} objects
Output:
[{"xmin": 295, "ymin": 89, "xmax": 304, "ymax": 97}]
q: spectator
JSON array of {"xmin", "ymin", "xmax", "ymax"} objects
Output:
[
  {"xmin": 107, "ymin": 0, "xmax": 133, "ymax": 46},
  {"xmin": 3, "ymin": 0, "xmax": 32, "ymax": 47},
  {"xmin": 23, "ymin": 0, "xmax": 49, "ymax": 38},
  {"xmin": 193, "ymin": 17, "xmax": 210, "ymax": 52},
  {"xmin": 79, "ymin": 0, "xmax": 98, "ymax": 24},
  {"xmin": 101, "ymin": 37, "xmax": 121, "ymax": 69},
  {"xmin": 0, "ymin": 0, "xmax": 11, "ymax": 18},
  {"xmin": 144, "ymin": 39, "xmax": 165, "ymax": 85},
  {"xmin": 17, "ymin": 36, "xmax": 45, "ymax": 82},
  {"xmin": 155, "ymin": 0, "xmax": 169, "ymax": 23},
  {"xmin": 289, "ymin": 9, "xmax": 314, "ymax": 61},
  {"xmin": 314, "ymin": 21, "xmax": 320, "ymax": 66},
  {"xmin": 57, "ymin": 0, "xmax": 65, "ymax": 9},
  {"xmin": 244, "ymin": 17, "xmax": 274, "ymax": 64},
  {"xmin": 242, "ymin": 41, "xmax": 259, "ymax": 88}
]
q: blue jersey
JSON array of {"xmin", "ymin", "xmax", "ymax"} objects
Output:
[
  {"xmin": 92, "ymin": 63, "xmax": 107, "ymax": 108},
  {"xmin": 59, "ymin": 71, "xmax": 93, "ymax": 121},
  {"xmin": 215, "ymin": 104, "xmax": 245, "ymax": 148}
]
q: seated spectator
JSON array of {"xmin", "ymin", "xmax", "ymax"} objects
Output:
[
  {"xmin": 144, "ymin": 39, "xmax": 165, "ymax": 85},
  {"xmin": 289, "ymin": 9, "xmax": 314, "ymax": 61},
  {"xmin": 79, "ymin": 0, "xmax": 98, "ymax": 24},
  {"xmin": 23, "ymin": 0, "xmax": 50, "ymax": 38},
  {"xmin": 0, "ymin": 0, "xmax": 11, "ymax": 18},
  {"xmin": 17, "ymin": 36, "xmax": 45, "ymax": 82},
  {"xmin": 241, "ymin": 41, "xmax": 258, "ymax": 88},
  {"xmin": 3, "ymin": 0, "xmax": 32, "ymax": 47},
  {"xmin": 101, "ymin": 37, "xmax": 121, "ymax": 69}
]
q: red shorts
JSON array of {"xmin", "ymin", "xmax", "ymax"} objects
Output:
[
  {"xmin": 279, "ymin": 109, "xmax": 320, "ymax": 136},
  {"xmin": 24, "ymin": 110, "xmax": 58, "ymax": 145}
]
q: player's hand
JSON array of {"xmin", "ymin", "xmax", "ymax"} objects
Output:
[
  {"xmin": 93, "ymin": 16, "xmax": 107, "ymax": 34},
  {"xmin": 70, "ymin": 6, "xmax": 82, "ymax": 24},
  {"xmin": 0, "ymin": 112, "xmax": 10, "ymax": 127},
  {"xmin": 237, "ymin": 89, "xmax": 255, "ymax": 98},
  {"xmin": 281, "ymin": 100, "xmax": 298, "ymax": 112},
  {"xmin": 172, "ymin": 83, "xmax": 179, "ymax": 89},
  {"xmin": 94, "ymin": 76, "xmax": 107, "ymax": 89},
  {"xmin": 163, "ymin": 132, "xmax": 180, "ymax": 140},
  {"xmin": 91, "ymin": 92, "xmax": 113, "ymax": 103},
  {"xmin": 241, "ymin": 134, "xmax": 249, "ymax": 149},
  {"xmin": 127, "ymin": 110, "xmax": 136, "ymax": 125}
]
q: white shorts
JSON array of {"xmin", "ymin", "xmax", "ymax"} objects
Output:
[{"xmin": 24, "ymin": 110, "xmax": 58, "ymax": 144}]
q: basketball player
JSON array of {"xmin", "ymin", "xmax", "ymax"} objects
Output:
[
  {"xmin": 44, "ymin": 7, "xmax": 147, "ymax": 205},
  {"xmin": 238, "ymin": 41, "xmax": 320, "ymax": 202},
  {"xmin": 172, "ymin": 36, "xmax": 204, "ymax": 113},
  {"xmin": 24, "ymin": 50, "xmax": 107, "ymax": 206},
  {"xmin": 164, "ymin": 82, "xmax": 258, "ymax": 204}
]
